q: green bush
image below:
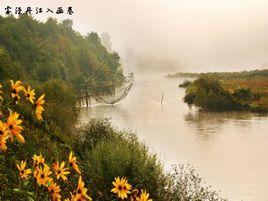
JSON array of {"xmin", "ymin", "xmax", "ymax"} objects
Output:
[
  {"xmin": 75, "ymin": 119, "xmax": 164, "ymax": 200},
  {"xmin": 233, "ymin": 88, "xmax": 252, "ymax": 100},
  {"xmin": 83, "ymin": 140, "xmax": 164, "ymax": 200},
  {"xmin": 39, "ymin": 79, "xmax": 78, "ymax": 136},
  {"xmin": 164, "ymin": 165, "xmax": 227, "ymax": 201},
  {"xmin": 74, "ymin": 119, "xmax": 227, "ymax": 201},
  {"xmin": 184, "ymin": 75, "xmax": 241, "ymax": 111},
  {"xmin": 179, "ymin": 80, "xmax": 192, "ymax": 88}
]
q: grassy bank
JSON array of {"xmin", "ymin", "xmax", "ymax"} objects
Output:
[
  {"xmin": 172, "ymin": 70, "xmax": 268, "ymax": 112},
  {"xmin": 0, "ymin": 79, "xmax": 227, "ymax": 200}
]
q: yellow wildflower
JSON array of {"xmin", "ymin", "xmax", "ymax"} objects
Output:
[
  {"xmin": 53, "ymin": 161, "xmax": 70, "ymax": 181},
  {"xmin": 32, "ymin": 154, "xmax": 45, "ymax": 166},
  {"xmin": 48, "ymin": 181, "xmax": 62, "ymax": 201},
  {"xmin": 69, "ymin": 151, "xmax": 81, "ymax": 174},
  {"xmin": 77, "ymin": 176, "xmax": 87, "ymax": 195},
  {"xmin": 111, "ymin": 177, "xmax": 132, "ymax": 199},
  {"xmin": 6, "ymin": 111, "xmax": 24, "ymax": 143},
  {"xmin": 36, "ymin": 164, "xmax": 52, "ymax": 186},
  {"xmin": 0, "ymin": 121, "xmax": 8, "ymax": 136},
  {"xmin": 24, "ymin": 85, "xmax": 35, "ymax": 104},
  {"xmin": 74, "ymin": 193, "xmax": 92, "ymax": 201},
  {"xmin": 35, "ymin": 94, "xmax": 45, "ymax": 120},
  {"xmin": 16, "ymin": 161, "xmax": 32, "ymax": 180},
  {"xmin": 0, "ymin": 132, "xmax": 9, "ymax": 151},
  {"xmin": 10, "ymin": 80, "xmax": 24, "ymax": 102},
  {"xmin": 33, "ymin": 166, "xmax": 40, "ymax": 179},
  {"xmin": 0, "ymin": 121, "xmax": 9, "ymax": 151},
  {"xmin": 76, "ymin": 176, "xmax": 92, "ymax": 201},
  {"xmin": 137, "ymin": 190, "xmax": 152, "ymax": 201}
]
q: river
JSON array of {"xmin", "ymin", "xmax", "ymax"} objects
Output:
[{"xmin": 79, "ymin": 73, "xmax": 268, "ymax": 201}]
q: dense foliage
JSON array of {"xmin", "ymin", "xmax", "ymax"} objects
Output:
[
  {"xmin": 0, "ymin": 14, "xmax": 122, "ymax": 88},
  {"xmin": 183, "ymin": 75, "xmax": 266, "ymax": 112},
  {"xmin": 183, "ymin": 76, "xmax": 240, "ymax": 111},
  {"xmin": 178, "ymin": 80, "xmax": 192, "ymax": 88},
  {"xmin": 0, "ymin": 14, "xmax": 124, "ymax": 137}
]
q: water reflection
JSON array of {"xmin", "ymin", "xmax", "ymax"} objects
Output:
[
  {"xmin": 79, "ymin": 105, "xmax": 130, "ymax": 126},
  {"xmin": 185, "ymin": 111, "xmax": 251, "ymax": 131},
  {"xmin": 184, "ymin": 110, "xmax": 268, "ymax": 140}
]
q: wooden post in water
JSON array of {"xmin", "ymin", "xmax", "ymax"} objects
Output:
[
  {"xmin": 85, "ymin": 86, "xmax": 89, "ymax": 108},
  {"xmin": 161, "ymin": 92, "xmax": 164, "ymax": 105}
]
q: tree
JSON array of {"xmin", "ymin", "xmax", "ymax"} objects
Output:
[
  {"xmin": 100, "ymin": 32, "xmax": 112, "ymax": 52},
  {"xmin": 184, "ymin": 75, "xmax": 240, "ymax": 111}
]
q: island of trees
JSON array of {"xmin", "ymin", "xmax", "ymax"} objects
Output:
[{"xmin": 170, "ymin": 70, "xmax": 268, "ymax": 112}]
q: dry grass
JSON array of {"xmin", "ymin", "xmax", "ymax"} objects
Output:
[{"xmin": 220, "ymin": 77, "xmax": 268, "ymax": 111}]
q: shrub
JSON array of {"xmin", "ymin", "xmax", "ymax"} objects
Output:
[
  {"xmin": 183, "ymin": 75, "xmax": 241, "ymax": 111},
  {"xmin": 83, "ymin": 140, "xmax": 163, "ymax": 200},
  {"xmin": 179, "ymin": 80, "xmax": 192, "ymax": 88},
  {"xmin": 39, "ymin": 79, "xmax": 78, "ymax": 137},
  {"xmin": 164, "ymin": 165, "xmax": 227, "ymax": 201},
  {"xmin": 233, "ymin": 88, "xmax": 252, "ymax": 100},
  {"xmin": 75, "ymin": 119, "xmax": 227, "ymax": 201},
  {"xmin": 75, "ymin": 119, "xmax": 164, "ymax": 200}
]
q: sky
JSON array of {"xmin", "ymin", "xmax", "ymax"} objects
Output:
[{"xmin": 1, "ymin": 0, "xmax": 268, "ymax": 71}]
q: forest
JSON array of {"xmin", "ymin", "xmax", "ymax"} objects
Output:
[{"xmin": 0, "ymin": 14, "xmax": 122, "ymax": 88}]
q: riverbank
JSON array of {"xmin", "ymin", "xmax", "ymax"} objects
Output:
[{"xmin": 168, "ymin": 70, "xmax": 268, "ymax": 112}]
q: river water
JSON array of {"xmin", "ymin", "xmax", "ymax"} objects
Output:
[{"xmin": 79, "ymin": 73, "xmax": 268, "ymax": 201}]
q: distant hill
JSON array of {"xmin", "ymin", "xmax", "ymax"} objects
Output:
[{"xmin": 167, "ymin": 69, "xmax": 268, "ymax": 79}]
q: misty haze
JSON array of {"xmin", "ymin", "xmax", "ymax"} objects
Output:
[
  {"xmin": 1, "ymin": 0, "xmax": 268, "ymax": 201},
  {"xmin": 3, "ymin": 0, "xmax": 268, "ymax": 72}
]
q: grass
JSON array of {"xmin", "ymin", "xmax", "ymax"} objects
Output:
[{"xmin": 220, "ymin": 77, "xmax": 268, "ymax": 112}]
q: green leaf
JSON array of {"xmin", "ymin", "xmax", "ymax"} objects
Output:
[{"xmin": 11, "ymin": 188, "xmax": 36, "ymax": 201}]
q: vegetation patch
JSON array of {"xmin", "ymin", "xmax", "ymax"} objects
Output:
[
  {"xmin": 0, "ymin": 80, "xmax": 226, "ymax": 200},
  {"xmin": 175, "ymin": 70, "xmax": 268, "ymax": 112}
]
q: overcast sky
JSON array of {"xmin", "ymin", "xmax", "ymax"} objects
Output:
[{"xmin": 2, "ymin": 0, "xmax": 268, "ymax": 71}]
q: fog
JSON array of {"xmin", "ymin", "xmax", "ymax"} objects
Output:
[{"xmin": 2, "ymin": 0, "xmax": 268, "ymax": 72}]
